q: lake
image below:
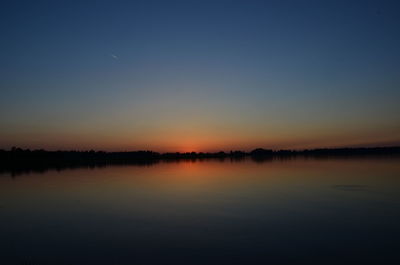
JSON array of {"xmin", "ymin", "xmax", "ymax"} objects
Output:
[{"xmin": 1, "ymin": 157, "xmax": 400, "ymax": 264}]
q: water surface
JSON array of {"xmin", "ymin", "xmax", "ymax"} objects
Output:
[{"xmin": 1, "ymin": 157, "xmax": 400, "ymax": 264}]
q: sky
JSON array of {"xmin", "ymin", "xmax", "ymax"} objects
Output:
[{"xmin": 1, "ymin": 0, "xmax": 399, "ymax": 152}]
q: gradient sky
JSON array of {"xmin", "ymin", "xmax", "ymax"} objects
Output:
[{"xmin": 1, "ymin": 0, "xmax": 399, "ymax": 152}]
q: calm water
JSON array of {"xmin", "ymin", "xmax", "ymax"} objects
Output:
[{"xmin": 1, "ymin": 157, "xmax": 400, "ymax": 265}]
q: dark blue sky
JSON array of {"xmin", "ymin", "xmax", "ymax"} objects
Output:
[{"xmin": 1, "ymin": 0, "xmax": 399, "ymax": 151}]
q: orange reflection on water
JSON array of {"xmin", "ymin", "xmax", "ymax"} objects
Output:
[{"xmin": 1, "ymin": 157, "xmax": 400, "ymax": 201}]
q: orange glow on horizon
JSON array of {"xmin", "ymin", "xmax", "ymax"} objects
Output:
[{"xmin": 1, "ymin": 125, "xmax": 399, "ymax": 152}]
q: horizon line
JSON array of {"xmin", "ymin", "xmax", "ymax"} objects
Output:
[{"xmin": 4, "ymin": 146, "xmax": 400, "ymax": 154}]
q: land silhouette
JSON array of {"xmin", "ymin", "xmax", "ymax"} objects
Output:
[{"xmin": 1, "ymin": 146, "xmax": 400, "ymax": 176}]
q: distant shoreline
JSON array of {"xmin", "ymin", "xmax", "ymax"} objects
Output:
[
  {"xmin": 2, "ymin": 146, "xmax": 400, "ymax": 157},
  {"xmin": 1, "ymin": 146, "xmax": 400, "ymax": 176},
  {"xmin": 2, "ymin": 146, "xmax": 400, "ymax": 161}
]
